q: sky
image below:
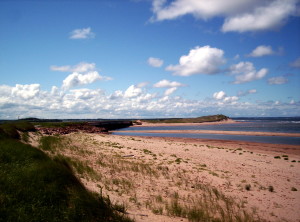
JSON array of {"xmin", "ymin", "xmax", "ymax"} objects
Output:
[{"xmin": 0, "ymin": 0, "xmax": 300, "ymax": 119}]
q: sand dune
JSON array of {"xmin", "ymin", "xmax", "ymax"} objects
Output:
[{"xmin": 50, "ymin": 132, "xmax": 300, "ymax": 222}]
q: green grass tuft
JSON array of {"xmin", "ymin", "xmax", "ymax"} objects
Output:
[{"xmin": 0, "ymin": 137, "xmax": 133, "ymax": 222}]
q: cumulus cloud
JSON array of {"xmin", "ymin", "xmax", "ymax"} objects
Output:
[
  {"xmin": 62, "ymin": 71, "xmax": 110, "ymax": 90},
  {"xmin": 268, "ymin": 76, "xmax": 288, "ymax": 85},
  {"xmin": 229, "ymin": 61, "xmax": 268, "ymax": 84},
  {"xmin": 147, "ymin": 57, "xmax": 164, "ymax": 67},
  {"xmin": 151, "ymin": 0, "xmax": 298, "ymax": 32},
  {"xmin": 248, "ymin": 45, "xmax": 274, "ymax": 57},
  {"xmin": 69, "ymin": 27, "xmax": 95, "ymax": 39},
  {"xmin": 247, "ymin": 45, "xmax": 284, "ymax": 57},
  {"xmin": 153, "ymin": 79, "xmax": 185, "ymax": 88},
  {"xmin": 290, "ymin": 57, "xmax": 300, "ymax": 68},
  {"xmin": 166, "ymin": 45, "xmax": 225, "ymax": 76},
  {"xmin": 124, "ymin": 85, "xmax": 143, "ymax": 98},
  {"xmin": 151, "ymin": 0, "xmax": 257, "ymax": 21},
  {"xmin": 213, "ymin": 91, "xmax": 226, "ymax": 100},
  {"xmin": 222, "ymin": 0, "xmax": 298, "ymax": 32},
  {"xmin": 69, "ymin": 89, "xmax": 101, "ymax": 100},
  {"xmin": 11, "ymin": 84, "xmax": 40, "ymax": 99},
  {"xmin": 50, "ymin": 62, "xmax": 96, "ymax": 73},
  {"xmin": 0, "ymin": 85, "xmax": 12, "ymax": 97},
  {"xmin": 223, "ymin": 96, "xmax": 239, "ymax": 103},
  {"xmin": 50, "ymin": 62, "xmax": 112, "ymax": 90},
  {"xmin": 213, "ymin": 90, "xmax": 239, "ymax": 104},
  {"xmin": 109, "ymin": 90, "xmax": 123, "ymax": 100},
  {"xmin": 154, "ymin": 79, "xmax": 185, "ymax": 96},
  {"xmin": 0, "ymin": 81, "xmax": 299, "ymax": 119}
]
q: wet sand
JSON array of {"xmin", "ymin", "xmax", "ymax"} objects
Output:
[{"xmin": 118, "ymin": 129, "xmax": 300, "ymax": 138}]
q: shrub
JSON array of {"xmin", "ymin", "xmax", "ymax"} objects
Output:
[
  {"xmin": 291, "ymin": 187, "xmax": 297, "ymax": 191},
  {"xmin": 268, "ymin": 186, "xmax": 274, "ymax": 192},
  {"xmin": 245, "ymin": 184, "xmax": 251, "ymax": 191}
]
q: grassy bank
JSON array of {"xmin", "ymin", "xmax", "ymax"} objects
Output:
[{"xmin": 0, "ymin": 122, "xmax": 133, "ymax": 222}]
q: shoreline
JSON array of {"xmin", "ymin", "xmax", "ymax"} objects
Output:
[
  {"xmin": 134, "ymin": 118, "xmax": 237, "ymax": 127},
  {"xmin": 117, "ymin": 129, "xmax": 300, "ymax": 138},
  {"xmin": 117, "ymin": 135, "xmax": 300, "ymax": 155}
]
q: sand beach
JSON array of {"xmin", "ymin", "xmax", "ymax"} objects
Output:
[{"xmin": 42, "ymin": 119, "xmax": 300, "ymax": 222}]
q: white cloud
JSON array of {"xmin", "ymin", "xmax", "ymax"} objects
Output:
[
  {"xmin": 290, "ymin": 57, "xmax": 300, "ymax": 68},
  {"xmin": 0, "ymin": 81, "xmax": 299, "ymax": 119},
  {"xmin": 248, "ymin": 45, "xmax": 274, "ymax": 57},
  {"xmin": 70, "ymin": 88, "xmax": 104, "ymax": 100},
  {"xmin": 222, "ymin": 0, "xmax": 298, "ymax": 32},
  {"xmin": 230, "ymin": 61, "xmax": 268, "ymax": 84},
  {"xmin": 70, "ymin": 27, "xmax": 95, "ymax": 39},
  {"xmin": 151, "ymin": 0, "xmax": 257, "ymax": 21},
  {"xmin": 153, "ymin": 79, "xmax": 185, "ymax": 88},
  {"xmin": 11, "ymin": 84, "xmax": 40, "ymax": 100},
  {"xmin": 213, "ymin": 91, "xmax": 226, "ymax": 100},
  {"xmin": 213, "ymin": 90, "xmax": 239, "ymax": 104},
  {"xmin": 0, "ymin": 85, "xmax": 12, "ymax": 97},
  {"xmin": 166, "ymin": 45, "xmax": 225, "ymax": 76},
  {"xmin": 164, "ymin": 87, "xmax": 177, "ymax": 96},
  {"xmin": 51, "ymin": 62, "xmax": 112, "ymax": 91},
  {"xmin": 51, "ymin": 62, "xmax": 96, "ymax": 73},
  {"xmin": 147, "ymin": 57, "xmax": 164, "ymax": 67},
  {"xmin": 268, "ymin": 76, "xmax": 288, "ymax": 85},
  {"xmin": 124, "ymin": 85, "xmax": 143, "ymax": 98},
  {"xmin": 151, "ymin": 0, "xmax": 298, "ymax": 32},
  {"xmin": 154, "ymin": 79, "xmax": 185, "ymax": 96},
  {"xmin": 62, "ymin": 71, "xmax": 110, "ymax": 90},
  {"xmin": 223, "ymin": 96, "xmax": 239, "ymax": 103},
  {"xmin": 51, "ymin": 86, "xmax": 59, "ymax": 95}
]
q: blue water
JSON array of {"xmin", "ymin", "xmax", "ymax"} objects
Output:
[{"xmin": 113, "ymin": 117, "xmax": 300, "ymax": 145}]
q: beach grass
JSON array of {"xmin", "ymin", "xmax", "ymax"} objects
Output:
[{"xmin": 0, "ymin": 122, "xmax": 133, "ymax": 222}]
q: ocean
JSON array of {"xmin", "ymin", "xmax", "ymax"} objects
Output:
[{"xmin": 113, "ymin": 117, "xmax": 300, "ymax": 145}]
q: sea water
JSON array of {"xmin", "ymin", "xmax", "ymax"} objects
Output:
[{"xmin": 113, "ymin": 117, "xmax": 300, "ymax": 145}]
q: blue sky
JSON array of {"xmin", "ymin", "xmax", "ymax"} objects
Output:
[{"xmin": 0, "ymin": 0, "xmax": 300, "ymax": 119}]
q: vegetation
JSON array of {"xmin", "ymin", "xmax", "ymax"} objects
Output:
[
  {"xmin": 0, "ymin": 122, "xmax": 133, "ymax": 222},
  {"xmin": 35, "ymin": 121, "xmax": 86, "ymax": 128},
  {"xmin": 268, "ymin": 186, "xmax": 274, "ymax": 192},
  {"xmin": 0, "ymin": 121, "xmax": 36, "ymax": 139},
  {"xmin": 142, "ymin": 114, "xmax": 229, "ymax": 124},
  {"xmin": 245, "ymin": 184, "xmax": 251, "ymax": 191}
]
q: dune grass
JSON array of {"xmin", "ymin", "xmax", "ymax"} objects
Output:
[{"xmin": 0, "ymin": 122, "xmax": 133, "ymax": 222}]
